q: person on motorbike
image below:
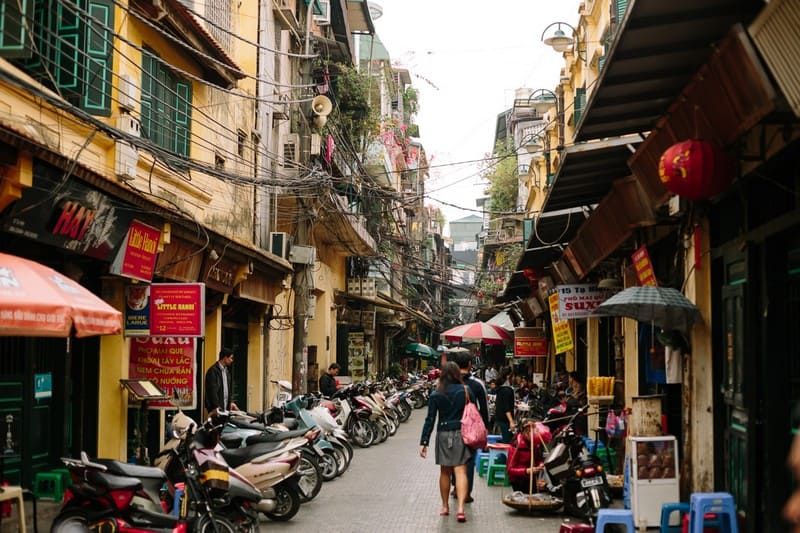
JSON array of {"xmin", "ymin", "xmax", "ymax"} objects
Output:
[
  {"xmin": 319, "ymin": 363, "xmax": 340, "ymax": 397},
  {"xmin": 507, "ymin": 419, "xmax": 552, "ymax": 493}
]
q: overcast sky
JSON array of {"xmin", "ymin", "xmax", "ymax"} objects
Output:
[{"xmin": 373, "ymin": 0, "xmax": 582, "ymax": 235}]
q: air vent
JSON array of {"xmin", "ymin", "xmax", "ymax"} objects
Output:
[
  {"xmin": 281, "ymin": 133, "xmax": 299, "ymax": 171},
  {"xmin": 749, "ymin": 0, "xmax": 800, "ymax": 117}
]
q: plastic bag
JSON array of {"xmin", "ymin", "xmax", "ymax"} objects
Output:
[{"xmin": 606, "ymin": 409, "xmax": 621, "ymax": 438}]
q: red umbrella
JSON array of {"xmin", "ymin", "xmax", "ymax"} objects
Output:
[
  {"xmin": 441, "ymin": 321, "xmax": 512, "ymax": 345},
  {"xmin": 0, "ymin": 252, "xmax": 122, "ymax": 337}
]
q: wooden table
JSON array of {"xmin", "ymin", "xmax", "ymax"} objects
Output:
[{"xmin": 0, "ymin": 486, "xmax": 26, "ymax": 533}]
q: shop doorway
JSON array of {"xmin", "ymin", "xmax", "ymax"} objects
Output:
[{"xmin": 222, "ymin": 324, "xmax": 249, "ymax": 411}]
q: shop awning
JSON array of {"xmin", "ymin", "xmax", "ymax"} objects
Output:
[
  {"xmin": 575, "ymin": 0, "xmax": 764, "ymax": 142},
  {"xmin": 541, "ymin": 135, "xmax": 642, "ymax": 213},
  {"xmin": 346, "ymin": 0, "xmax": 375, "ymax": 34},
  {"xmin": 487, "ymin": 311, "xmax": 515, "ymax": 331},
  {"xmin": 336, "ymin": 290, "xmax": 434, "ymax": 327}
]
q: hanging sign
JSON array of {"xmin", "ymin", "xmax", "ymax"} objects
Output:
[
  {"xmin": 111, "ymin": 220, "xmax": 161, "ymax": 282},
  {"xmin": 129, "ymin": 337, "xmax": 196, "ymax": 409},
  {"xmin": 150, "ymin": 283, "xmax": 205, "ymax": 337},
  {"xmin": 632, "ymin": 245, "xmax": 658, "ymax": 287},
  {"xmin": 124, "ymin": 284, "xmax": 151, "ymax": 337},
  {"xmin": 514, "ymin": 327, "xmax": 548, "ymax": 357},
  {"xmin": 348, "ymin": 332, "xmax": 365, "ymax": 383},
  {"xmin": 549, "ymin": 292, "xmax": 574, "ymax": 354},
  {"xmin": 557, "ymin": 284, "xmax": 615, "ymax": 319}
]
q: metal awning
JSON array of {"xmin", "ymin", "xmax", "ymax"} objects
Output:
[
  {"xmin": 575, "ymin": 0, "xmax": 763, "ymax": 142},
  {"xmin": 347, "ymin": 0, "xmax": 376, "ymax": 34},
  {"xmin": 541, "ymin": 135, "xmax": 641, "ymax": 213}
]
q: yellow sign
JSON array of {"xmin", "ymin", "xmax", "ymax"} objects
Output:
[{"xmin": 549, "ymin": 292, "xmax": 574, "ymax": 354}]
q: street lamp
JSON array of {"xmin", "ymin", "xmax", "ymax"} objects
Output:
[
  {"xmin": 521, "ymin": 132, "xmax": 544, "ymax": 154},
  {"xmin": 541, "ymin": 22, "xmax": 585, "ymax": 60}
]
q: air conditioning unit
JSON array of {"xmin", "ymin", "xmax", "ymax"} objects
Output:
[
  {"xmin": 270, "ymin": 231, "xmax": 290, "ymax": 259},
  {"xmin": 289, "ymin": 245, "xmax": 316, "ymax": 265},
  {"xmin": 118, "ymin": 74, "xmax": 137, "ymax": 112},
  {"xmin": 115, "ymin": 116, "xmax": 140, "ymax": 181},
  {"xmin": 273, "ymin": 0, "xmax": 299, "ymax": 30},
  {"xmin": 313, "ymin": 0, "xmax": 331, "ymax": 25},
  {"xmin": 281, "ymin": 133, "xmax": 300, "ymax": 172}
]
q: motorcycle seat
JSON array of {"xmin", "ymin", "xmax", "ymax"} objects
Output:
[
  {"xmin": 96, "ymin": 460, "xmax": 167, "ymax": 481},
  {"xmin": 244, "ymin": 428, "xmax": 308, "ymax": 444},
  {"xmin": 282, "ymin": 418, "xmax": 299, "ymax": 430},
  {"xmin": 220, "ymin": 441, "xmax": 286, "ymax": 468},
  {"xmin": 228, "ymin": 419, "xmax": 267, "ymax": 431},
  {"xmin": 89, "ymin": 470, "xmax": 142, "ymax": 491}
]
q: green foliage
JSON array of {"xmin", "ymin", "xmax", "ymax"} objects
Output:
[
  {"xmin": 403, "ymin": 87, "xmax": 419, "ymax": 117},
  {"xmin": 407, "ymin": 123, "xmax": 420, "ymax": 138},
  {"xmin": 329, "ymin": 62, "xmax": 380, "ymax": 143},
  {"xmin": 483, "ymin": 142, "xmax": 518, "ymax": 213}
]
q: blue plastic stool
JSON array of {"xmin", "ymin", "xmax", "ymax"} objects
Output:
[
  {"xmin": 475, "ymin": 451, "xmax": 490, "ymax": 476},
  {"xmin": 661, "ymin": 502, "xmax": 689, "ymax": 533},
  {"xmin": 595, "ymin": 508, "xmax": 635, "ymax": 533},
  {"xmin": 689, "ymin": 492, "xmax": 738, "ymax": 533},
  {"xmin": 487, "ymin": 434, "xmax": 502, "ymax": 445}
]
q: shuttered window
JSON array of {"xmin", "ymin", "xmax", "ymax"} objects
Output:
[
  {"xmin": 615, "ymin": 0, "xmax": 628, "ymax": 24},
  {"xmin": 141, "ymin": 49, "xmax": 192, "ymax": 158},
  {"xmin": 574, "ymin": 87, "xmax": 586, "ymax": 126},
  {"xmin": 0, "ymin": 0, "xmax": 113, "ymax": 115}
]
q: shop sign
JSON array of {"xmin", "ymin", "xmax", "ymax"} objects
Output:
[
  {"xmin": 201, "ymin": 255, "xmax": 238, "ymax": 294},
  {"xmin": 124, "ymin": 284, "xmax": 151, "ymax": 337},
  {"xmin": 556, "ymin": 284, "xmax": 615, "ymax": 319},
  {"xmin": 111, "ymin": 221, "xmax": 161, "ymax": 282},
  {"xmin": 34, "ymin": 372, "xmax": 52, "ymax": 399},
  {"xmin": 150, "ymin": 283, "xmax": 205, "ymax": 337},
  {"xmin": 1, "ymin": 160, "xmax": 133, "ymax": 260},
  {"xmin": 348, "ymin": 332, "xmax": 365, "ymax": 383},
  {"xmin": 129, "ymin": 337, "xmax": 196, "ymax": 409},
  {"xmin": 548, "ymin": 292, "xmax": 574, "ymax": 354},
  {"xmin": 514, "ymin": 327, "xmax": 548, "ymax": 358},
  {"xmin": 632, "ymin": 245, "xmax": 658, "ymax": 287}
]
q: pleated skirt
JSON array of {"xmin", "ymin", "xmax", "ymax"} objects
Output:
[{"xmin": 435, "ymin": 429, "xmax": 472, "ymax": 466}]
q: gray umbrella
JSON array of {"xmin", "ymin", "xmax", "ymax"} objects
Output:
[{"xmin": 594, "ymin": 286, "xmax": 701, "ymax": 332}]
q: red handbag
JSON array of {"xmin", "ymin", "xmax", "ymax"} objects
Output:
[{"xmin": 460, "ymin": 385, "xmax": 488, "ymax": 449}]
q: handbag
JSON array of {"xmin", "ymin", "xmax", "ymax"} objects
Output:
[{"xmin": 460, "ymin": 385, "xmax": 488, "ymax": 449}]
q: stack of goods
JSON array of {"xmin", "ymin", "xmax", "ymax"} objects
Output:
[{"xmin": 587, "ymin": 376, "xmax": 615, "ymax": 396}]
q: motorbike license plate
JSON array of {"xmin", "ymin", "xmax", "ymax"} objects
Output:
[{"xmin": 580, "ymin": 477, "xmax": 603, "ymax": 488}]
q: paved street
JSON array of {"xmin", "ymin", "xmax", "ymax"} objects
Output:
[{"xmin": 265, "ymin": 410, "xmax": 568, "ymax": 532}]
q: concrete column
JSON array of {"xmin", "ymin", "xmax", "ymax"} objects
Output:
[
  {"xmin": 623, "ymin": 317, "xmax": 639, "ymax": 408},
  {"xmin": 97, "ymin": 278, "xmax": 129, "ymax": 459},
  {"xmin": 685, "ymin": 219, "xmax": 714, "ymax": 492},
  {"xmin": 587, "ymin": 317, "xmax": 600, "ymax": 432}
]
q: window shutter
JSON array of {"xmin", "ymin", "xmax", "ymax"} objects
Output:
[
  {"xmin": 574, "ymin": 87, "xmax": 586, "ymax": 126},
  {"xmin": 173, "ymin": 80, "xmax": 191, "ymax": 157},
  {"xmin": 20, "ymin": 0, "xmax": 54, "ymax": 80},
  {"xmin": 598, "ymin": 55, "xmax": 606, "ymax": 72},
  {"xmin": 154, "ymin": 64, "xmax": 170, "ymax": 150},
  {"xmin": 0, "ymin": 0, "xmax": 32, "ymax": 57},
  {"xmin": 615, "ymin": 0, "xmax": 628, "ymax": 23},
  {"xmin": 81, "ymin": 0, "xmax": 113, "ymax": 115}
]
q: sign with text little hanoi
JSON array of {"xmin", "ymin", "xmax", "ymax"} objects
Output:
[
  {"xmin": 111, "ymin": 221, "xmax": 161, "ymax": 282},
  {"xmin": 129, "ymin": 337, "xmax": 197, "ymax": 409},
  {"xmin": 514, "ymin": 327, "xmax": 548, "ymax": 358},
  {"xmin": 149, "ymin": 283, "xmax": 205, "ymax": 337},
  {"xmin": 556, "ymin": 284, "xmax": 615, "ymax": 320},
  {"xmin": 632, "ymin": 245, "xmax": 658, "ymax": 287}
]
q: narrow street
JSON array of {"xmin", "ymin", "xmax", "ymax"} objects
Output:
[{"xmin": 266, "ymin": 411, "xmax": 565, "ymax": 532}]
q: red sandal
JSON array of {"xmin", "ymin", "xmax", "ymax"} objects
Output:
[{"xmin": 456, "ymin": 512, "xmax": 466, "ymax": 523}]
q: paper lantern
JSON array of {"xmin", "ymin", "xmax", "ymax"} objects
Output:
[{"xmin": 658, "ymin": 139, "xmax": 734, "ymax": 200}]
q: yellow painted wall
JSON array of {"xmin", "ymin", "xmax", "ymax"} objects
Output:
[
  {"xmin": 266, "ymin": 287, "xmax": 294, "ymax": 405},
  {"xmin": 247, "ymin": 311, "xmax": 265, "ymax": 410}
]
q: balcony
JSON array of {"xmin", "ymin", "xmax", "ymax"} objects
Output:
[
  {"xmin": 314, "ymin": 194, "xmax": 376, "ymax": 256},
  {"xmin": 364, "ymin": 140, "xmax": 394, "ymax": 189}
]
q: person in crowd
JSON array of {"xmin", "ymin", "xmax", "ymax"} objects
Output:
[
  {"xmin": 204, "ymin": 347, "xmax": 238, "ymax": 416},
  {"xmin": 419, "ymin": 361, "xmax": 475, "ymax": 523},
  {"xmin": 452, "ymin": 352, "xmax": 489, "ymax": 503},
  {"xmin": 784, "ymin": 404, "xmax": 800, "ymax": 530},
  {"xmin": 567, "ymin": 371, "xmax": 587, "ymax": 405},
  {"xmin": 487, "ymin": 380, "xmax": 498, "ymax": 395},
  {"xmin": 507, "ymin": 419, "xmax": 553, "ymax": 493},
  {"xmin": 494, "ymin": 367, "xmax": 516, "ymax": 443},
  {"xmin": 319, "ymin": 363, "xmax": 340, "ymax": 397},
  {"xmin": 484, "ymin": 363, "xmax": 498, "ymax": 384},
  {"xmin": 516, "ymin": 377, "xmax": 531, "ymax": 401}
]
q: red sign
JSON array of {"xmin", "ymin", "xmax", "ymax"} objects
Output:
[
  {"xmin": 150, "ymin": 283, "xmax": 205, "ymax": 337},
  {"xmin": 632, "ymin": 245, "xmax": 658, "ymax": 287},
  {"xmin": 129, "ymin": 337, "xmax": 196, "ymax": 409},
  {"xmin": 112, "ymin": 221, "xmax": 161, "ymax": 282},
  {"xmin": 514, "ymin": 327, "xmax": 548, "ymax": 358}
]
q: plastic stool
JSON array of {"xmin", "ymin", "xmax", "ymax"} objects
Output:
[
  {"xmin": 475, "ymin": 451, "xmax": 490, "ymax": 477},
  {"xmin": 487, "ymin": 434, "xmax": 502, "ymax": 445},
  {"xmin": 51, "ymin": 468, "xmax": 72, "ymax": 487},
  {"xmin": 486, "ymin": 463, "xmax": 509, "ymax": 486},
  {"xmin": 689, "ymin": 493, "xmax": 737, "ymax": 533},
  {"xmin": 32, "ymin": 471, "xmax": 63, "ymax": 501},
  {"xmin": 595, "ymin": 508, "xmax": 635, "ymax": 533},
  {"xmin": 661, "ymin": 502, "xmax": 690, "ymax": 533},
  {"xmin": 559, "ymin": 520, "xmax": 594, "ymax": 532}
]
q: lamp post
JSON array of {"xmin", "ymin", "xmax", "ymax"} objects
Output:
[{"xmin": 541, "ymin": 22, "xmax": 586, "ymax": 61}]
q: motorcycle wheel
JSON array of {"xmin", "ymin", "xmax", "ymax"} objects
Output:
[
  {"xmin": 319, "ymin": 449, "xmax": 338, "ymax": 481},
  {"xmin": 388, "ymin": 411, "xmax": 400, "ymax": 434},
  {"xmin": 375, "ymin": 420, "xmax": 389, "ymax": 443},
  {"xmin": 264, "ymin": 482, "xmax": 301, "ymax": 522},
  {"xmin": 413, "ymin": 393, "xmax": 426, "ymax": 409},
  {"xmin": 385, "ymin": 415, "xmax": 398, "ymax": 436},
  {"xmin": 398, "ymin": 401, "xmax": 412, "ymax": 422},
  {"xmin": 51, "ymin": 509, "xmax": 89, "ymax": 533},
  {"xmin": 297, "ymin": 452, "xmax": 323, "ymax": 503},
  {"xmin": 331, "ymin": 444, "xmax": 348, "ymax": 476},
  {"xmin": 196, "ymin": 513, "xmax": 238, "ymax": 533},
  {"xmin": 350, "ymin": 419, "xmax": 374, "ymax": 448},
  {"xmin": 341, "ymin": 439, "xmax": 354, "ymax": 465}
]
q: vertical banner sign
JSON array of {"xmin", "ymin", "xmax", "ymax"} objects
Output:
[
  {"xmin": 348, "ymin": 332, "xmax": 365, "ymax": 383},
  {"xmin": 514, "ymin": 327, "xmax": 548, "ymax": 357},
  {"xmin": 124, "ymin": 284, "xmax": 151, "ymax": 337},
  {"xmin": 632, "ymin": 245, "xmax": 658, "ymax": 286},
  {"xmin": 129, "ymin": 337, "xmax": 196, "ymax": 409},
  {"xmin": 549, "ymin": 292, "xmax": 574, "ymax": 354},
  {"xmin": 150, "ymin": 283, "xmax": 205, "ymax": 337},
  {"xmin": 557, "ymin": 284, "xmax": 615, "ymax": 319},
  {"xmin": 111, "ymin": 220, "xmax": 161, "ymax": 282}
]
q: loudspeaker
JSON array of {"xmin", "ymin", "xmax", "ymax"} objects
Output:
[{"xmin": 311, "ymin": 95, "xmax": 332, "ymax": 129}]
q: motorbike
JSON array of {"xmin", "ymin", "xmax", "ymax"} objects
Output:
[{"xmin": 541, "ymin": 404, "xmax": 612, "ymax": 522}]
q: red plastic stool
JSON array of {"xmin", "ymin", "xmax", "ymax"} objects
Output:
[
  {"xmin": 559, "ymin": 520, "xmax": 594, "ymax": 532},
  {"xmin": 682, "ymin": 512, "xmax": 720, "ymax": 533}
]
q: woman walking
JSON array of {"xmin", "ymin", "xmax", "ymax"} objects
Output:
[
  {"xmin": 494, "ymin": 367, "xmax": 516, "ymax": 443},
  {"xmin": 419, "ymin": 361, "xmax": 475, "ymax": 523}
]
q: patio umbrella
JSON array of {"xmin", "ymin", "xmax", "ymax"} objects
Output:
[
  {"xmin": 0, "ymin": 252, "xmax": 122, "ymax": 337},
  {"xmin": 594, "ymin": 285, "xmax": 701, "ymax": 332},
  {"xmin": 441, "ymin": 321, "xmax": 512, "ymax": 345},
  {"xmin": 405, "ymin": 342, "xmax": 438, "ymax": 360}
]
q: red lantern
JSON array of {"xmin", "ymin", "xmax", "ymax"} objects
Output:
[
  {"xmin": 522, "ymin": 267, "xmax": 541, "ymax": 286},
  {"xmin": 658, "ymin": 139, "xmax": 734, "ymax": 200}
]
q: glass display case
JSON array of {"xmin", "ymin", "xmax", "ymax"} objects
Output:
[{"xmin": 626, "ymin": 435, "xmax": 680, "ymax": 527}]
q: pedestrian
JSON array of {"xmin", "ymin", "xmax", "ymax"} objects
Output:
[
  {"xmin": 784, "ymin": 405, "xmax": 800, "ymax": 530},
  {"xmin": 319, "ymin": 362, "xmax": 340, "ymax": 397},
  {"xmin": 452, "ymin": 351, "xmax": 489, "ymax": 503},
  {"xmin": 484, "ymin": 363, "xmax": 498, "ymax": 384},
  {"xmin": 419, "ymin": 361, "xmax": 475, "ymax": 523},
  {"xmin": 204, "ymin": 347, "xmax": 238, "ymax": 416},
  {"xmin": 494, "ymin": 367, "xmax": 516, "ymax": 443}
]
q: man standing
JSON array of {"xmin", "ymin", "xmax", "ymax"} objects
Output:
[
  {"xmin": 205, "ymin": 347, "xmax": 238, "ymax": 416},
  {"xmin": 453, "ymin": 351, "xmax": 489, "ymax": 503},
  {"xmin": 319, "ymin": 363, "xmax": 340, "ymax": 397},
  {"xmin": 484, "ymin": 363, "xmax": 498, "ymax": 385}
]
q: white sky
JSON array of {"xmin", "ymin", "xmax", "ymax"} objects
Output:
[{"xmin": 373, "ymin": 0, "xmax": 582, "ymax": 235}]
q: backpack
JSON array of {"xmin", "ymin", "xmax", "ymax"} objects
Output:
[{"xmin": 461, "ymin": 385, "xmax": 488, "ymax": 449}]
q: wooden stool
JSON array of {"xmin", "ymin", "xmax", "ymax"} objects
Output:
[{"xmin": 0, "ymin": 486, "xmax": 27, "ymax": 533}]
